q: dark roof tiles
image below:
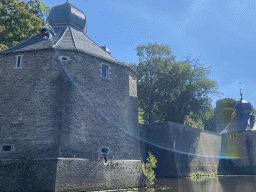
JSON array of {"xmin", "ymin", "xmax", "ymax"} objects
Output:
[
  {"xmin": 53, "ymin": 27, "xmax": 77, "ymax": 50},
  {"xmin": 0, "ymin": 2, "xmax": 123, "ymax": 65},
  {"xmin": 47, "ymin": 2, "xmax": 86, "ymax": 33},
  {"xmin": 2, "ymin": 34, "xmax": 53, "ymax": 53},
  {"xmin": 1, "ymin": 25, "xmax": 118, "ymax": 63},
  {"xmin": 70, "ymin": 26, "xmax": 118, "ymax": 62}
]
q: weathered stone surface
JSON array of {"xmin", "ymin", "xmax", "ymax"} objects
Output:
[
  {"xmin": 0, "ymin": 47, "xmax": 142, "ymax": 191},
  {"xmin": 55, "ymin": 158, "xmax": 143, "ymax": 192},
  {"xmin": 140, "ymin": 122, "xmax": 221, "ymax": 177}
]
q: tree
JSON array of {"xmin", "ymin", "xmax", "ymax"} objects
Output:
[
  {"xmin": 37, "ymin": 0, "xmax": 50, "ymax": 23},
  {"xmin": 138, "ymin": 107, "xmax": 145, "ymax": 124},
  {"xmin": 215, "ymin": 98, "xmax": 237, "ymax": 124},
  {"xmin": 129, "ymin": 43, "xmax": 218, "ymax": 125},
  {"xmin": 204, "ymin": 98, "xmax": 237, "ymax": 132},
  {"xmin": 0, "ymin": 0, "xmax": 50, "ymax": 50},
  {"xmin": 185, "ymin": 106, "xmax": 214, "ymax": 129}
]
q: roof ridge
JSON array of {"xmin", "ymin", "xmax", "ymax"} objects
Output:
[
  {"xmin": 53, "ymin": 27, "xmax": 68, "ymax": 48},
  {"xmin": 69, "ymin": 26, "xmax": 78, "ymax": 50},
  {"xmin": 69, "ymin": 2, "xmax": 86, "ymax": 21},
  {"xmin": 78, "ymin": 29, "xmax": 119, "ymax": 63}
]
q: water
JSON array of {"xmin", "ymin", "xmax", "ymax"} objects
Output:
[{"xmin": 116, "ymin": 176, "xmax": 256, "ymax": 192}]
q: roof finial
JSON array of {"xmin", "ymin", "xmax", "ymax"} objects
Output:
[
  {"xmin": 67, "ymin": 0, "xmax": 70, "ymax": 3},
  {"xmin": 239, "ymin": 82, "xmax": 243, "ymax": 99}
]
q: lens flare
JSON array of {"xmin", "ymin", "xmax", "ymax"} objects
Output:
[{"xmin": 39, "ymin": 2, "xmax": 239, "ymax": 161}]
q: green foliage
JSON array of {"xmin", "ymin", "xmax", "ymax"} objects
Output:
[
  {"xmin": 189, "ymin": 171, "xmax": 218, "ymax": 181},
  {"xmin": 129, "ymin": 43, "xmax": 218, "ymax": 125},
  {"xmin": 142, "ymin": 152, "xmax": 157, "ymax": 187},
  {"xmin": 38, "ymin": 0, "xmax": 50, "ymax": 23},
  {"xmin": 216, "ymin": 98, "xmax": 237, "ymax": 124},
  {"xmin": 185, "ymin": 106, "xmax": 214, "ymax": 129},
  {"xmin": 0, "ymin": 0, "xmax": 50, "ymax": 50},
  {"xmin": 204, "ymin": 98, "xmax": 237, "ymax": 131},
  {"xmin": 138, "ymin": 107, "xmax": 145, "ymax": 124}
]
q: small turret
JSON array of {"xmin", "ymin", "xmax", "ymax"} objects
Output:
[
  {"xmin": 234, "ymin": 98, "xmax": 254, "ymax": 113},
  {"xmin": 221, "ymin": 97, "xmax": 255, "ymax": 133},
  {"xmin": 47, "ymin": 1, "xmax": 86, "ymax": 34}
]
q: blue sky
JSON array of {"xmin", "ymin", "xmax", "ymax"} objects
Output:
[{"xmin": 44, "ymin": 0, "xmax": 256, "ymax": 107}]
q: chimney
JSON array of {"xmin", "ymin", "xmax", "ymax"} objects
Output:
[
  {"xmin": 100, "ymin": 46, "xmax": 111, "ymax": 54},
  {"xmin": 41, "ymin": 28, "xmax": 49, "ymax": 39}
]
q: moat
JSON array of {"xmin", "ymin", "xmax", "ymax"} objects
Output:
[{"xmin": 109, "ymin": 176, "xmax": 256, "ymax": 192}]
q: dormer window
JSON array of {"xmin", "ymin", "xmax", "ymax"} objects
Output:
[
  {"xmin": 15, "ymin": 55, "xmax": 23, "ymax": 68},
  {"xmin": 100, "ymin": 64, "xmax": 111, "ymax": 79}
]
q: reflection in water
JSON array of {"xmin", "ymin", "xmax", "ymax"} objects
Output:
[{"xmin": 118, "ymin": 176, "xmax": 256, "ymax": 192}]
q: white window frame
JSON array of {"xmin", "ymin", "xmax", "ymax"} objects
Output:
[
  {"xmin": 15, "ymin": 55, "xmax": 23, "ymax": 68},
  {"xmin": 99, "ymin": 63, "xmax": 111, "ymax": 79}
]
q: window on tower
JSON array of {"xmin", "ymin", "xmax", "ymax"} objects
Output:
[
  {"xmin": 102, "ymin": 65, "xmax": 108, "ymax": 78},
  {"xmin": 15, "ymin": 55, "xmax": 23, "ymax": 68},
  {"xmin": 100, "ymin": 63, "xmax": 111, "ymax": 79}
]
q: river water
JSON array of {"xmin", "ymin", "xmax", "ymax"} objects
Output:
[{"xmin": 116, "ymin": 176, "xmax": 256, "ymax": 192}]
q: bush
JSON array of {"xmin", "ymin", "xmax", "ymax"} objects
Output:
[{"xmin": 142, "ymin": 152, "xmax": 157, "ymax": 187}]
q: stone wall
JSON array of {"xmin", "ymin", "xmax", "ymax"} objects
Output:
[
  {"xmin": 55, "ymin": 158, "xmax": 143, "ymax": 192},
  {"xmin": 0, "ymin": 49, "xmax": 143, "ymax": 191},
  {"xmin": 0, "ymin": 158, "xmax": 143, "ymax": 192},
  {"xmin": 54, "ymin": 50, "xmax": 140, "ymax": 160},
  {"xmin": 0, "ymin": 158, "xmax": 58, "ymax": 192},
  {"xmin": 0, "ymin": 50, "xmax": 61, "ymax": 158},
  {"xmin": 140, "ymin": 122, "xmax": 221, "ymax": 177},
  {"xmin": 0, "ymin": 49, "xmax": 140, "ymax": 160},
  {"xmin": 219, "ymin": 130, "xmax": 256, "ymax": 175}
]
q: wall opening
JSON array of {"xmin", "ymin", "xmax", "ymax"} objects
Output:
[
  {"xmin": 58, "ymin": 56, "xmax": 70, "ymax": 61},
  {"xmin": 2, "ymin": 146, "xmax": 11, "ymax": 151},
  {"xmin": 102, "ymin": 65, "xmax": 108, "ymax": 78},
  {"xmin": 15, "ymin": 55, "xmax": 23, "ymax": 68},
  {"xmin": 101, "ymin": 148, "xmax": 109, "ymax": 154}
]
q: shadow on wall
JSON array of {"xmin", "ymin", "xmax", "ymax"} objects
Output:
[{"xmin": 140, "ymin": 122, "xmax": 222, "ymax": 178}]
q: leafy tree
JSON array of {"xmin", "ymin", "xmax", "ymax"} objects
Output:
[
  {"xmin": 129, "ymin": 43, "xmax": 175, "ymax": 124},
  {"xmin": 138, "ymin": 107, "xmax": 145, "ymax": 124},
  {"xmin": 204, "ymin": 98, "xmax": 237, "ymax": 132},
  {"xmin": 185, "ymin": 106, "xmax": 214, "ymax": 129},
  {"xmin": 38, "ymin": 0, "xmax": 50, "ymax": 23},
  {"xmin": 215, "ymin": 98, "xmax": 237, "ymax": 124},
  {"xmin": 129, "ymin": 43, "xmax": 218, "ymax": 125},
  {"xmin": 0, "ymin": 0, "xmax": 50, "ymax": 50}
]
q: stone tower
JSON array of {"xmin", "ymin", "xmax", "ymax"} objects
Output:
[
  {"xmin": 0, "ymin": 1, "xmax": 143, "ymax": 191},
  {"xmin": 220, "ymin": 98, "xmax": 256, "ymax": 174}
]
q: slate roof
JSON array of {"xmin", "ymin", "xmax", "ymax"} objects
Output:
[
  {"xmin": 47, "ymin": 1, "xmax": 86, "ymax": 34},
  {"xmin": 1, "ymin": 25, "xmax": 119, "ymax": 63},
  {"xmin": 0, "ymin": 2, "xmax": 119, "ymax": 64}
]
